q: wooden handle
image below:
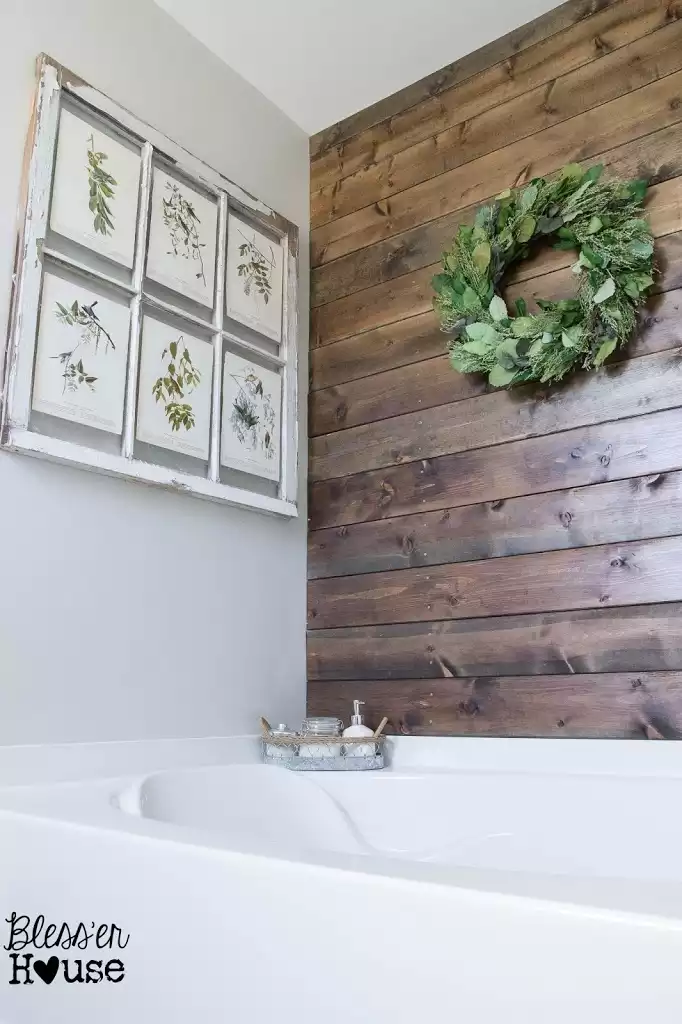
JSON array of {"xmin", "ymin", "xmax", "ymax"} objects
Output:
[
  {"xmin": 374, "ymin": 716, "xmax": 389, "ymax": 738},
  {"xmin": 260, "ymin": 717, "xmax": 273, "ymax": 736},
  {"xmin": 639, "ymin": 716, "xmax": 664, "ymax": 740}
]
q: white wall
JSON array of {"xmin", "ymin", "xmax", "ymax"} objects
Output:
[
  {"xmin": 0, "ymin": 0, "xmax": 309, "ymax": 746},
  {"xmin": 156, "ymin": 0, "xmax": 561, "ymax": 133}
]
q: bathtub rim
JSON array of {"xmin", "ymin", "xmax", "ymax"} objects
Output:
[
  {"xmin": 3, "ymin": 734, "xmax": 682, "ymax": 790},
  {"xmin": 3, "ymin": 756, "xmax": 682, "ymax": 928}
]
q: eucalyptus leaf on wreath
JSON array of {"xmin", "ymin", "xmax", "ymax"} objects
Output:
[{"xmin": 432, "ymin": 162, "xmax": 655, "ymax": 388}]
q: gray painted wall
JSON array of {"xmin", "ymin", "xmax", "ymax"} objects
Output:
[{"xmin": 0, "ymin": 0, "xmax": 309, "ymax": 745}]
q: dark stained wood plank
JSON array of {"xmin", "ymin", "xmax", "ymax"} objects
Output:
[
  {"xmin": 310, "ymin": 0, "xmax": 630, "ymax": 167},
  {"xmin": 307, "ymin": 674, "xmax": 682, "ymax": 738},
  {"xmin": 311, "ymin": 68, "xmax": 682, "ymax": 268},
  {"xmin": 312, "ymin": 265, "xmax": 433, "ymax": 349},
  {"xmin": 312, "ymin": 206, "xmax": 475, "ymax": 309},
  {"xmin": 311, "ymin": 354, "xmax": 479, "ymax": 435},
  {"xmin": 310, "ymin": 345, "xmax": 682, "ymax": 482},
  {"xmin": 312, "ymin": 182, "xmax": 682, "ymax": 346},
  {"xmin": 312, "ymin": 15, "xmax": 682, "ymax": 227},
  {"xmin": 308, "ymin": 535, "xmax": 682, "ymax": 628},
  {"xmin": 312, "ymin": 0, "xmax": 669, "ymax": 194},
  {"xmin": 310, "ymin": 311, "xmax": 443, "ymax": 392},
  {"xmin": 311, "ymin": 233, "xmax": 682, "ymax": 476},
  {"xmin": 310, "ymin": 288, "xmax": 682, "ymax": 433},
  {"xmin": 308, "ymin": 406, "xmax": 682, "ymax": 530},
  {"xmin": 312, "ymin": 145, "xmax": 682, "ymax": 307},
  {"xmin": 307, "ymin": 604, "xmax": 682, "ymax": 680},
  {"xmin": 308, "ymin": 2, "xmax": 682, "ymax": 742},
  {"xmin": 308, "ymin": 468, "xmax": 682, "ymax": 579},
  {"xmin": 311, "ymin": 245, "xmax": 682, "ymax": 393}
]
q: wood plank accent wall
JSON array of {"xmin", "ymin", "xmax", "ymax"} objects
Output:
[{"xmin": 306, "ymin": 0, "xmax": 682, "ymax": 740}]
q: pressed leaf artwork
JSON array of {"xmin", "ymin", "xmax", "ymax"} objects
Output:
[
  {"xmin": 221, "ymin": 352, "xmax": 281, "ymax": 481},
  {"xmin": 146, "ymin": 170, "xmax": 217, "ymax": 306},
  {"xmin": 50, "ymin": 108, "xmax": 140, "ymax": 267},
  {"xmin": 32, "ymin": 272, "xmax": 131, "ymax": 434},
  {"xmin": 86, "ymin": 135, "xmax": 117, "ymax": 236},
  {"xmin": 162, "ymin": 183, "xmax": 206, "ymax": 285},
  {"xmin": 152, "ymin": 336, "xmax": 202, "ymax": 432},
  {"xmin": 226, "ymin": 213, "xmax": 284, "ymax": 343},
  {"xmin": 236, "ymin": 230, "xmax": 274, "ymax": 304},
  {"xmin": 229, "ymin": 369, "xmax": 276, "ymax": 457},
  {"xmin": 136, "ymin": 316, "xmax": 213, "ymax": 460},
  {"xmin": 52, "ymin": 298, "xmax": 115, "ymax": 394}
]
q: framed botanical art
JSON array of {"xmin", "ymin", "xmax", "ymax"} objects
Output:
[
  {"xmin": 49, "ymin": 106, "xmax": 141, "ymax": 268},
  {"xmin": 33, "ymin": 271, "xmax": 131, "ymax": 434},
  {"xmin": 146, "ymin": 168, "xmax": 218, "ymax": 307},
  {"xmin": 221, "ymin": 351, "xmax": 282, "ymax": 481},
  {"xmin": 136, "ymin": 316, "xmax": 213, "ymax": 461},
  {"xmin": 1, "ymin": 55, "xmax": 299, "ymax": 517},
  {"xmin": 225, "ymin": 213, "xmax": 284, "ymax": 343}
]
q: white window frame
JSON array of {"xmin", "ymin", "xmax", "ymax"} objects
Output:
[{"xmin": 1, "ymin": 55, "xmax": 299, "ymax": 518}]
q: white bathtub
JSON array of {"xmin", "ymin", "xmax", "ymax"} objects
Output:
[
  {"xmin": 124, "ymin": 762, "xmax": 682, "ymax": 884},
  {"xmin": 2, "ymin": 737, "xmax": 682, "ymax": 1023}
]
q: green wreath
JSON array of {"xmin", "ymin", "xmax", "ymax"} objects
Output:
[{"xmin": 432, "ymin": 163, "xmax": 655, "ymax": 388}]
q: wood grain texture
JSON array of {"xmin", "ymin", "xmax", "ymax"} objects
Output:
[
  {"xmin": 312, "ymin": 143, "xmax": 682, "ymax": 307},
  {"xmin": 312, "ymin": 182, "xmax": 682, "ymax": 346},
  {"xmin": 309, "ymin": 406, "xmax": 682, "ymax": 530},
  {"xmin": 311, "ymin": 68, "xmax": 682, "ymax": 269},
  {"xmin": 311, "ymin": 12, "xmax": 682, "ymax": 227},
  {"xmin": 307, "ymin": 0, "xmax": 682, "ymax": 739},
  {"xmin": 307, "ymin": 603, "xmax": 682, "ymax": 679},
  {"xmin": 310, "ymin": 345, "xmax": 682, "ymax": 482},
  {"xmin": 311, "ymin": 255, "xmax": 682, "ymax": 393},
  {"xmin": 312, "ymin": 0, "xmax": 671, "ymax": 194},
  {"xmin": 309, "ymin": 310, "xmax": 443, "ymax": 392},
  {"xmin": 309, "ymin": 288, "xmax": 682, "ymax": 434},
  {"xmin": 307, "ymin": 674, "xmax": 682, "ymax": 738},
  {"xmin": 310, "ymin": 0, "xmax": 632, "ymax": 166},
  {"xmin": 308, "ymin": 467, "xmax": 682, "ymax": 578},
  {"xmin": 311, "ymin": 352, "xmax": 487, "ymax": 436},
  {"xmin": 308, "ymin": 535, "xmax": 682, "ymax": 628}
]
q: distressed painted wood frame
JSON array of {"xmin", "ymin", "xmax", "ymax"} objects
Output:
[{"xmin": 1, "ymin": 54, "xmax": 300, "ymax": 518}]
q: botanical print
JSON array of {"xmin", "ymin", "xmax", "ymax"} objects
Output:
[
  {"xmin": 32, "ymin": 272, "xmax": 131, "ymax": 434},
  {"xmin": 152, "ymin": 336, "xmax": 202, "ymax": 432},
  {"xmin": 230, "ymin": 369, "xmax": 276, "ymax": 457},
  {"xmin": 53, "ymin": 299, "xmax": 115, "ymax": 394},
  {"xmin": 136, "ymin": 316, "xmax": 213, "ymax": 460},
  {"xmin": 236, "ymin": 229, "xmax": 274, "ymax": 304},
  {"xmin": 87, "ymin": 135, "xmax": 117, "ymax": 236},
  {"xmin": 146, "ymin": 169, "xmax": 217, "ymax": 307},
  {"xmin": 50, "ymin": 107, "xmax": 140, "ymax": 268},
  {"xmin": 225, "ymin": 213, "xmax": 284, "ymax": 343},
  {"xmin": 220, "ymin": 352, "xmax": 281, "ymax": 481},
  {"xmin": 162, "ymin": 182, "xmax": 206, "ymax": 285}
]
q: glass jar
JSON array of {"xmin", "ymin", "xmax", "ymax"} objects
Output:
[{"xmin": 298, "ymin": 717, "xmax": 342, "ymax": 758}]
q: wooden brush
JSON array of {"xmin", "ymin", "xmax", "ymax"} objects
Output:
[{"xmin": 374, "ymin": 716, "xmax": 389, "ymax": 738}]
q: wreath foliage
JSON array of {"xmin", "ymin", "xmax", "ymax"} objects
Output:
[{"xmin": 432, "ymin": 163, "xmax": 655, "ymax": 388}]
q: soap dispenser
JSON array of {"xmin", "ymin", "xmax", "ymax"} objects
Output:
[{"xmin": 342, "ymin": 701, "xmax": 375, "ymax": 758}]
